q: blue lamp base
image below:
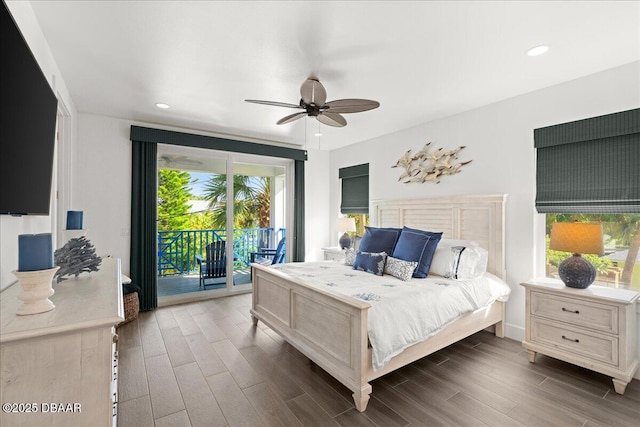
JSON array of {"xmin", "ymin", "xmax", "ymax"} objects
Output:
[
  {"xmin": 558, "ymin": 254, "xmax": 596, "ymax": 289},
  {"xmin": 339, "ymin": 233, "xmax": 352, "ymax": 250}
]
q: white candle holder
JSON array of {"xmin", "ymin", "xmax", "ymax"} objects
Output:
[{"xmin": 12, "ymin": 267, "xmax": 60, "ymax": 315}]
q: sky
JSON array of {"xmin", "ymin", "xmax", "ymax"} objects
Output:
[{"xmin": 189, "ymin": 172, "xmax": 211, "ymax": 197}]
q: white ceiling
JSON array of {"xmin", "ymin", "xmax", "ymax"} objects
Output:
[{"xmin": 27, "ymin": 1, "xmax": 640, "ymax": 151}]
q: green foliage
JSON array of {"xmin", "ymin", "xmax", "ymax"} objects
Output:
[
  {"xmin": 158, "ymin": 170, "xmax": 193, "ymax": 231},
  {"xmin": 187, "ymin": 210, "xmax": 214, "ymax": 230},
  {"xmin": 347, "ymin": 213, "xmax": 369, "ymax": 237},
  {"xmin": 204, "ymin": 174, "xmax": 270, "ymax": 229}
]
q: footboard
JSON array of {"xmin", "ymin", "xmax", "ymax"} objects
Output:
[{"xmin": 250, "ymin": 263, "xmax": 373, "ymax": 411}]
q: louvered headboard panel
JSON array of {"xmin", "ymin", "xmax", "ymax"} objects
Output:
[{"xmin": 372, "ymin": 194, "xmax": 507, "ymax": 279}]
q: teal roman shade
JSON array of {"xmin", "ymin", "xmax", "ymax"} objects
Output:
[
  {"xmin": 340, "ymin": 163, "xmax": 369, "ymax": 214},
  {"xmin": 534, "ymin": 108, "xmax": 640, "ymax": 214}
]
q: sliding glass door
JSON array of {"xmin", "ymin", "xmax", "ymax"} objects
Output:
[
  {"xmin": 231, "ymin": 160, "xmax": 288, "ymax": 287},
  {"xmin": 156, "ymin": 144, "xmax": 291, "ymax": 303}
]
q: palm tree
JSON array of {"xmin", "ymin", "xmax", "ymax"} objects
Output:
[
  {"xmin": 253, "ymin": 177, "xmax": 271, "ymax": 228},
  {"xmin": 204, "ymin": 174, "xmax": 270, "ymax": 229}
]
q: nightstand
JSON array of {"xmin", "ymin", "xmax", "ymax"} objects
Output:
[
  {"xmin": 521, "ymin": 280, "xmax": 639, "ymax": 394},
  {"xmin": 322, "ymin": 247, "xmax": 346, "ymax": 261}
]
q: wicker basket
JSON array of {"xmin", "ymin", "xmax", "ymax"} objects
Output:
[{"xmin": 120, "ymin": 291, "xmax": 139, "ymax": 325}]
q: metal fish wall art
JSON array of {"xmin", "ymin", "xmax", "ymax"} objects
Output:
[{"xmin": 392, "ymin": 142, "xmax": 471, "ymax": 184}]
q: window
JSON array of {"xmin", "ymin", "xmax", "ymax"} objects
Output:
[
  {"xmin": 545, "ymin": 214, "xmax": 640, "ymax": 290},
  {"xmin": 340, "ymin": 163, "xmax": 369, "ymax": 239},
  {"xmin": 535, "ymin": 109, "xmax": 640, "ymax": 290}
]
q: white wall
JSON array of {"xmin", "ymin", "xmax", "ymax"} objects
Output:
[
  {"xmin": 304, "ymin": 147, "xmax": 331, "ymax": 261},
  {"xmin": 74, "ymin": 115, "xmax": 133, "ymax": 274},
  {"xmin": 0, "ymin": 2, "xmax": 76, "ymax": 291},
  {"xmin": 329, "ymin": 61, "xmax": 640, "ymax": 343}
]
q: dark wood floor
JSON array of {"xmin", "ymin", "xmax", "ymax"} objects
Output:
[{"xmin": 116, "ymin": 293, "xmax": 640, "ymax": 426}]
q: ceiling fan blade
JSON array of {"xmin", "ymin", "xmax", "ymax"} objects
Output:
[
  {"xmin": 300, "ymin": 79, "xmax": 327, "ymax": 106},
  {"xmin": 277, "ymin": 112, "xmax": 307, "ymax": 125},
  {"xmin": 317, "ymin": 112, "xmax": 347, "ymax": 127},
  {"xmin": 324, "ymin": 98, "xmax": 380, "ymax": 113},
  {"xmin": 245, "ymin": 99, "xmax": 303, "ymax": 109}
]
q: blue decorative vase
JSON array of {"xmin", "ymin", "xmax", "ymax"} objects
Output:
[{"xmin": 558, "ymin": 254, "xmax": 596, "ymax": 289}]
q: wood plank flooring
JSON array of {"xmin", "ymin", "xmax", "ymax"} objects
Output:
[{"xmin": 116, "ymin": 293, "xmax": 640, "ymax": 426}]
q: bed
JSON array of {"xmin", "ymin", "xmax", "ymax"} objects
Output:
[{"xmin": 250, "ymin": 194, "xmax": 508, "ymax": 411}]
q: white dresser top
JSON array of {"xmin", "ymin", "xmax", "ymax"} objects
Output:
[
  {"xmin": 521, "ymin": 279, "xmax": 640, "ymax": 305},
  {"xmin": 0, "ymin": 257, "xmax": 124, "ymax": 343}
]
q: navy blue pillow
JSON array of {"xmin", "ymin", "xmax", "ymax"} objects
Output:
[
  {"xmin": 358, "ymin": 227, "xmax": 402, "ymax": 255},
  {"xmin": 392, "ymin": 226, "xmax": 443, "ymax": 278},
  {"xmin": 353, "ymin": 251, "xmax": 387, "ymax": 276}
]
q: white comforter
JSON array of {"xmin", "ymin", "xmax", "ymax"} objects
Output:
[{"xmin": 270, "ymin": 261, "xmax": 511, "ymax": 371}]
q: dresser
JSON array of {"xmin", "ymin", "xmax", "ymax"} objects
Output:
[
  {"xmin": 1, "ymin": 257, "xmax": 124, "ymax": 426},
  {"xmin": 521, "ymin": 280, "xmax": 639, "ymax": 394},
  {"xmin": 322, "ymin": 246, "xmax": 346, "ymax": 261}
]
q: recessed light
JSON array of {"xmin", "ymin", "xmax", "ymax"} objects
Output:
[
  {"xmin": 526, "ymin": 45, "xmax": 549, "ymax": 57},
  {"xmin": 314, "ymin": 132, "xmax": 322, "ymax": 137},
  {"xmin": 155, "ymin": 103, "xmax": 170, "ymax": 109}
]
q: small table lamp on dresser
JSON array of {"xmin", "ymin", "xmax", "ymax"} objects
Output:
[
  {"xmin": 549, "ymin": 222, "xmax": 604, "ymax": 289},
  {"xmin": 337, "ymin": 217, "xmax": 356, "ymax": 249}
]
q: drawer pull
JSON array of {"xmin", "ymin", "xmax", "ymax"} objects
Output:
[
  {"xmin": 561, "ymin": 307, "xmax": 580, "ymax": 314},
  {"xmin": 562, "ymin": 335, "xmax": 579, "ymax": 343}
]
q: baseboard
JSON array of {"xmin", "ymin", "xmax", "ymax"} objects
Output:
[{"xmin": 505, "ymin": 323, "xmax": 525, "ymax": 342}]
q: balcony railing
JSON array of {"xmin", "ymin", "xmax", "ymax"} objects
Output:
[{"xmin": 157, "ymin": 227, "xmax": 285, "ymax": 276}]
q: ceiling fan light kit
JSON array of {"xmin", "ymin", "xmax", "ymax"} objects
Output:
[{"xmin": 246, "ymin": 78, "xmax": 379, "ymax": 128}]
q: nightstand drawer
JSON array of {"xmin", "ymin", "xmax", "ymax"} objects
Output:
[
  {"xmin": 531, "ymin": 291, "xmax": 618, "ymax": 334},
  {"xmin": 530, "ymin": 318, "xmax": 618, "ymax": 366}
]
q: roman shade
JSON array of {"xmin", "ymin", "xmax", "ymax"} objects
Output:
[
  {"xmin": 534, "ymin": 108, "xmax": 639, "ymax": 213},
  {"xmin": 340, "ymin": 163, "xmax": 369, "ymax": 214}
]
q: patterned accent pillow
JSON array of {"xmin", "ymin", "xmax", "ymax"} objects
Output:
[
  {"xmin": 384, "ymin": 256, "xmax": 418, "ymax": 281},
  {"xmin": 344, "ymin": 249, "xmax": 356, "ymax": 266},
  {"xmin": 353, "ymin": 251, "xmax": 387, "ymax": 276}
]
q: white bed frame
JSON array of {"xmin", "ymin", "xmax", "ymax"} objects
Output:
[{"xmin": 251, "ymin": 194, "xmax": 507, "ymax": 411}]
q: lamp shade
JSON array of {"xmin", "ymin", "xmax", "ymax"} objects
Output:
[
  {"xmin": 549, "ymin": 222, "xmax": 604, "ymax": 255},
  {"xmin": 336, "ymin": 217, "xmax": 356, "ymax": 233}
]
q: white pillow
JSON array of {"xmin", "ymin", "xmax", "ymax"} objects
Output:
[{"xmin": 430, "ymin": 239, "xmax": 488, "ymax": 279}]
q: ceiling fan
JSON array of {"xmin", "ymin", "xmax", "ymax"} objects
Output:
[
  {"xmin": 245, "ymin": 78, "xmax": 380, "ymax": 127},
  {"xmin": 158, "ymin": 155, "xmax": 203, "ymax": 169}
]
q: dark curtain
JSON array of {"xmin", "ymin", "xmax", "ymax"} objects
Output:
[
  {"xmin": 293, "ymin": 160, "xmax": 305, "ymax": 262},
  {"xmin": 130, "ymin": 140, "xmax": 158, "ymax": 311}
]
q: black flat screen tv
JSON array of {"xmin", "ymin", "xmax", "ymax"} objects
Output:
[{"xmin": 0, "ymin": 1, "xmax": 58, "ymax": 215}]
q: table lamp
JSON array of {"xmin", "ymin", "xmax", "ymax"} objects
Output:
[
  {"xmin": 337, "ymin": 217, "xmax": 357, "ymax": 249},
  {"xmin": 549, "ymin": 222, "xmax": 604, "ymax": 289}
]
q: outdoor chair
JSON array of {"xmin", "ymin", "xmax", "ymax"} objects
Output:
[
  {"xmin": 250, "ymin": 236, "xmax": 286, "ymax": 267},
  {"xmin": 195, "ymin": 240, "xmax": 234, "ymax": 288}
]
